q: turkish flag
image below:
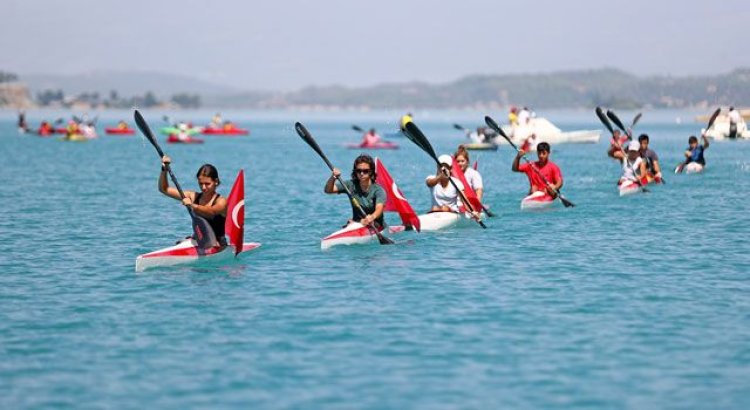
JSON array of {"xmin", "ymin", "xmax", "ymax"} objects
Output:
[
  {"xmin": 224, "ymin": 170, "xmax": 245, "ymax": 256},
  {"xmin": 451, "ymin": 158, "xmax": 482, "ymax": 213},
  {"xmin": 375, "ymin": 158, "xmax": 420, "ymax": 232}
]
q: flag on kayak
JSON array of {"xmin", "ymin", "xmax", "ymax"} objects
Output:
[
  {"xmin": 451, "ymin": 158, "xmax": 483, "ymax": 213},
  {"xmin": 375, "ymin": 158, "xmax": 420, "ymax": 232},
  {"xmin": 224, "ymin": 169, "xmax": 245, "ymax": 256}
]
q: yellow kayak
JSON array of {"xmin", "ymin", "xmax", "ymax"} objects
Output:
[{"xmin": 58, "ymin": 134, "xmax": 88, "ymax": 142}]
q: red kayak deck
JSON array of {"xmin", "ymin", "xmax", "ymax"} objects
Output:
[{"xmin": 201, "ymin": 128, "xmax": 249, "ymax": 135}]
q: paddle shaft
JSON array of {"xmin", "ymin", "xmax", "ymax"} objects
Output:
[
  {"xmin": 295, "ymin": 122, "xmax": 393, "ymax": 244},
  {"xmin": 403, "ymin": 122, "xmax": 486, "ymax": 228}
]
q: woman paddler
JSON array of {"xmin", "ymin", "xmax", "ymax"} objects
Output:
[
  {"xmin": 426, "ymin": 154, "xmax": 478, "ymax": 218},
  {"xmin": 159, "ymin": 156, "xmax": 228, "ymax": 246},
  {"xmin": 324, "ymin": 154, "xmax": 386, "ymax": 228}
]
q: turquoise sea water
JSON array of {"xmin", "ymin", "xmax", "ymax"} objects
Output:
[{"xmin": 1, "ymin": 109, "xmax": 749, "ymax": 409}]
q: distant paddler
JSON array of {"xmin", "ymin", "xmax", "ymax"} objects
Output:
[
  {"xmin": 607, "ymin": 129, "xmax": 631, "ymax": 160},
  {"xmin": 676, "ymin": 134, "xmax": 710, "ymax": 174},
  {"xmin": 159, "ymin": 157, "xmax": 228, "ymax": 247},
  {"xmin": 325, "ymin": 154, "xmax": 387, "ymax": 228},
  {"xmin": 511, "ymin": 142, "xmax": 564, "ymax": 203},
  {"xmin": 426, "ymin": 154, "xmax": 479, "ymax": 219},
  {"xmin": 361, "ymin": 128, "xmax": 382, "ymax": 147},
  {"xmin": 637, "ymin": 134, "xmax": 663, "ymax": 183},
  {"xmin": 619, "ymin": 141, "xmax": 649, "ymax": 186}
]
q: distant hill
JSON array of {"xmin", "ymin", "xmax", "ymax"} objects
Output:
[
  {"xmin": 24, "ymin": 70, "xmax": 237, "ymax": 98},
  {"xmin": 208, "ymin": 68, "xmax": 749, "ymax": 110},
  {"xmin": 17, "ymin": 67, "xmax": 750, "ymax": 109}
]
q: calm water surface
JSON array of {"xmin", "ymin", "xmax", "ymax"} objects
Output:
[{"xmin": 1, "ymin": 109, "xmax": 749, "ymax": 409}]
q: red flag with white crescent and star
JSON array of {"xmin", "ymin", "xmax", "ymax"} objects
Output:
[
  {"xmin": 224, "ymin": 170, "xmax": 245, "ymax": 256},
  {"xmin": 375, "ymin": 158, "xmax": 420, "ymax": 232},
  {"xmin": 451, "ymin": 158, "xmax": 483, "ymax": 213}
]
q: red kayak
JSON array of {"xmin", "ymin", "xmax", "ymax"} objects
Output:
[
  {"xmin": 167, "ymin": 134, "xmax": 204, "ymax": 144},
  {"xmin": 345, "ymin": 141, "xmax": 399, "ymax": 150},
  {"xmin": 105, "ymin": 128, "xmax": 135, "ymax": 135},
  {"xmin": 202, "ymin": 128, "xmax": 249, "ymax": 136}
]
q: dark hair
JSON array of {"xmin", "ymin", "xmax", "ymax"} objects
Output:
[
  {"xmin": 196, "ymin": 163, "xmax": 220, "ymax": 186},
  {"xmin": 638, "ymin": 134, "xmax": 649, "ymax": 143},
  {"xmin": 351, "ymin": 154, "xmax": 376, "ymax": 181},
  {"xmin": 537, "ymin": 142, "xmax": 551, "ymax": 152},
  {"xmin": 688, "ymin": 135, "xmax": 698, "ymax": 144},
  {"xmin": 454, "ymin": 145, "xmax": 470, "ymax": 162}
]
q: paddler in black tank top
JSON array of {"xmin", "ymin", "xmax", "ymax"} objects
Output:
[{"xmin": 159, "ymin": 156, "xmax": 228, "ymax": 246}]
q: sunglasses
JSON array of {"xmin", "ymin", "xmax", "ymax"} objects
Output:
[{"xmin": 355, "ymin": 168, "xmax": 371, "ymax": 175}]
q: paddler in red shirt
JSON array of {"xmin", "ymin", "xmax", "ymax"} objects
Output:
[{"xmin": 512, "ymin": 142, "xmax": 563, "ymax": 198}]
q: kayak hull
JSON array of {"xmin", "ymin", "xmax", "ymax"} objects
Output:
[
  {"xmin": 320, "ymin": 222, "xmax": 405, "ymax": 250},
  {"xmin": 167, "ymin": 135, "xmax": 204, "ymax": 144},
  {"xmin": 619, "ymin": 180, "xmax": 641, "ymax": 196},
  {"xmin": 417, "ymin": 211, "xmax": 478, "ymax": 231},
  {"xmin": 521, "ymin": 191, "xmax": 555, "ymax": 210},
  {"xmin": 685, "ymin": 163, "xmax": 704, "ymax": 174},
  {"xmin": 345, "ymin": 142, "xmax": 399, "ymax": 150},
  {"xmin": 105, "ymin": 128, "xmax": 135, "ymax": 135},
  {"xmin": 201, "ymin": 128, "xmax": 249, "ymax": 135},
  {"xmin": 58, "ymin": 134, "xmax": 88, "ymax": 142},
  {"xmin": 135, "ymin": 239, "xmax": 261, "ymax": 272}
]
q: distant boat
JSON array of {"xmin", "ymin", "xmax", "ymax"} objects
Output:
[
  {"xmin": 695, "ymin": 108, "xmax": 750, "ymax": 122},
  {"xmin": 490, "ymin": 117, "xmax": 600, "ymax": 150}
]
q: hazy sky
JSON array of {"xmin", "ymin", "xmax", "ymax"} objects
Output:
[{"xmin": 2, "ymin": 0, "xmax": 749, "ymax": 91}]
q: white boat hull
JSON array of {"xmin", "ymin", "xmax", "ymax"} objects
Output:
[
  {"xmin": 320, "ymin": 222, "xmax": 405, "ymax": 250},
  {"xmin": 492, "ymin": 117, "xmax": 600, "ymax": 149},
  {"xmin": 685, "ymin": 162, "xmax": 704, "ymax": 174},
  {"xmin": 520, "ymin": 191, "xmax": 555, "ymax": 210},
  {"xmin": 703, "ymin": 116, "xmax": 750, "ymax": 141},
  {"xmin": 618, "ymin": 180, "xmax": 642, "ymax": 197},
  {"xmin": 135, "ymin": 239, "xmax": 261, "ymax": 272},
  {"xmin": 417, "ymin": 211, "xmax": 479, "ymax": 231}
]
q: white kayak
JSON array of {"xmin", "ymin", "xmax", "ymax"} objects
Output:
[
  {"xmin": 417, "ymin": 211, "xmax": 480, "ymax": 231},
  {"xmin": 684, "ymin": 162, "xmax": 704, "ymax": 174},
  {"xmin": 520, "ymin": 191, "xmax": 555, "ymax": 210},
  {"xmin": 135, "ymin": 238, "xmax": 261, "ymax": 272},
  {"xmin": 320, "ymin": 222, "xmax": 406, "ymax": 250},
  {"xmin": 618, "ymin": 180, "xmax": 642, "ymax": 197}
]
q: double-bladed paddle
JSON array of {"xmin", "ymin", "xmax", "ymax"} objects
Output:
[
  {"xmin": 596, "ymin": 107, "xmax": 649, "ymax": 192},
  {"xmin": 295, "ymin": 122, "xmax": 394, "ymax": 245},
  {"xmin": 675, "ymin": 107, "xmax": 720, "ymax": 174},
  {"xmin": 351, "ymin": 125, "xmax": 365, "ymax": 133},
  {"xmin": 134, "ymin": 109, "xmax": 217, "ymax": 250},
  {"xmin": 485, "ymin": 116, "xmax": 575, "ymax": 208},
  {"xmin": 402, "ymin": 122, "xmax": 487, "ymax": 228}
]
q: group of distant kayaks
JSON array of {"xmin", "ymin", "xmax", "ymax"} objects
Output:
[{"xmin": 19, "ymin": 112, "xmax": 250, "ymax": 144}]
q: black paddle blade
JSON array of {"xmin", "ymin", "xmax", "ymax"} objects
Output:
[
  {"xmin": 595, "ymin": 107, "xmax": 615, "ymax": 135},
  {"xmin": 453, "ymin": 123, "xmax": 465, "ymax": 131},
  {"xmin": 484, "ymin": 116, "xmax": 515, "ymax": 148},
  {"xmin": 351, "ymin": 125, "xmax": 364, "ymax": 133},
  {"xmin": 403, "ymin": 122, "xmax": 438, "ymax": 161},
  {"xmin": 630, "ymin": 112, "xmax": 643, "ymax": 129},
  {"xmin": 706, "ymin": 107, "xmax": 721, "ymax": 130},
  {"xmin": 606, "ymin": 110, "xmax": 628, "ymax": 134},
  {"xmin": 134, "ymin": 110, "xmax": 165, "ymax": 157},
  {"xmin": 559, "ymin": 195, "xmax": 575, "ymax": 208},
  {"xmin": 295, "ymin": 122, "xmax": 335, "ymax": 171},
  {"xmin": 191, "ymin": 213, "xmax": 218, "ymax": 249}
]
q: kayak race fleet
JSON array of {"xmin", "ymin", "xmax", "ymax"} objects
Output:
[{"xmin": 15, "ymin": 105, "xmax": 745, "ymax": 271}]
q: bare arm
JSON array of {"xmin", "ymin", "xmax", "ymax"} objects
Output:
[
  {"xmin": 702, "ymin": 134, "xmax": 710, "ymax": 149},
  {"xmin": 188, "ymin": 196, "xmax": 227, "ymax": 218},
  {"xmin": 324, "ymin": 168, "xmax": 341, "ymax": 194},
  {"xmin": 512, "ymin": 151, "xmax": 524, "ymax": 172},
  {"xmin": 158, "ymin": 156, "xmax": 184, "ymax": 201}
]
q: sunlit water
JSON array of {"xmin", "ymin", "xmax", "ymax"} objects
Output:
[{"xmin": 1, "ymin": 109, "xmax": 749, "ymax": 408}]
